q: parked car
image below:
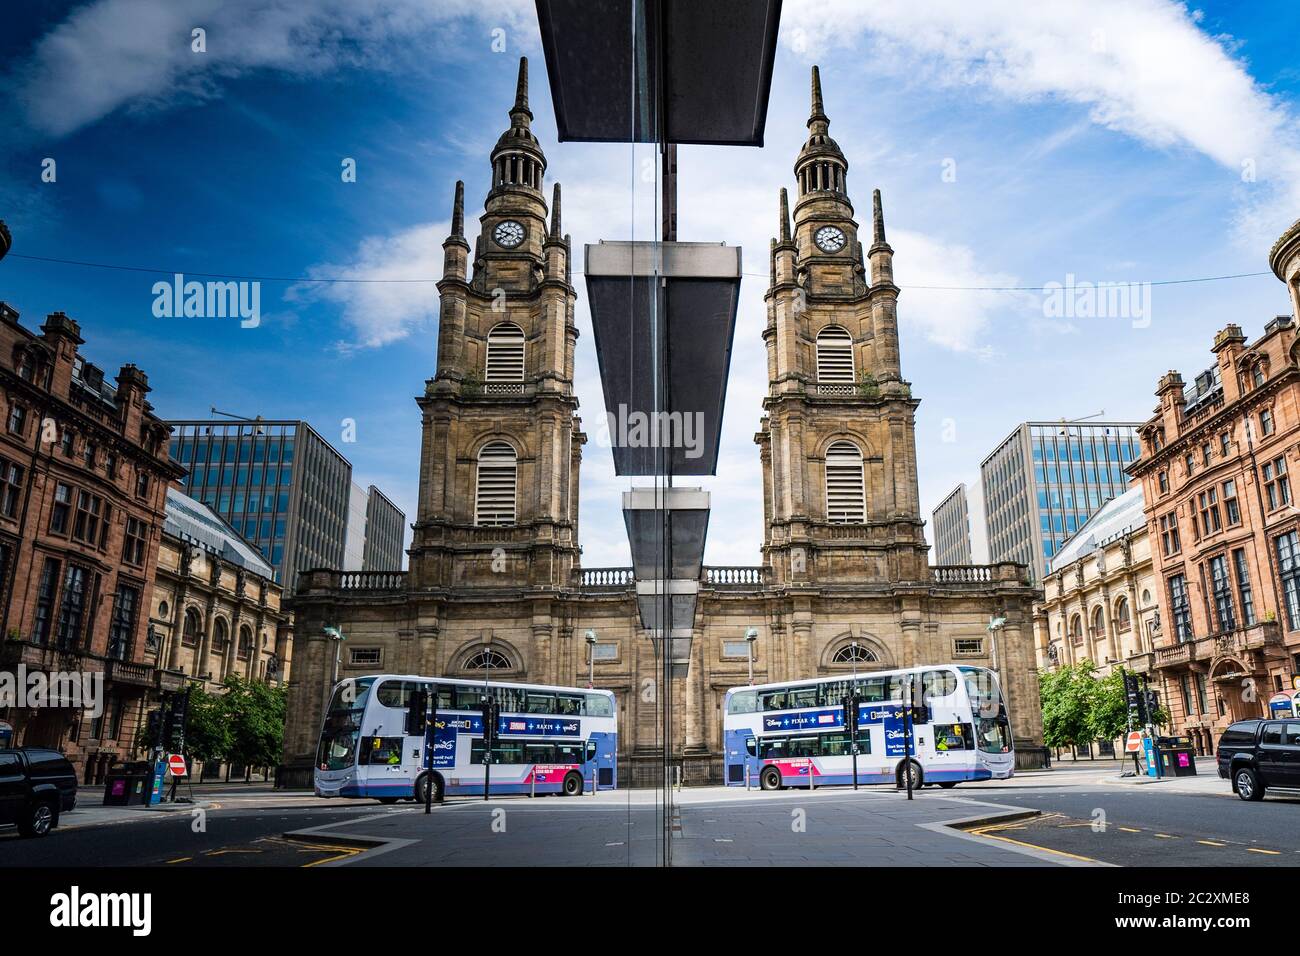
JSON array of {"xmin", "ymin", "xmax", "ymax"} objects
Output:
[
  {"xmin": 0, "ymin": 748, "xmax": 78, "ymax": 837},
  {"xmin": 1216, "ymin": 719, "xmax": 1300, "ymax": 801}
]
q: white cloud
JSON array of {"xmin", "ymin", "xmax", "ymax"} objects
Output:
[
  {"xmin": 12, "ymin": 0, "xmax": 535, "ymax": 136},
  {"xmin": 288, "ymin": 219, "xmax": 449, "ymax": 350},
  {"xmin": 782, "ymin": 0, "xmax": 1300, "ymax": 244}
]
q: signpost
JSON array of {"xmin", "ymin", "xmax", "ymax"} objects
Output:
[{"xmin": 167, "ymin": 754, "xmax": 187, "ymax": 778}]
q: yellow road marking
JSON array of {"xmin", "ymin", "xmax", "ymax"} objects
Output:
[
  {"xmin": 203, "ymin": 848, "xmax": 263, "ymax": 856},
  {"xmin": 1198, "ymin": 840, "xmax": 1226, "ymax": 847},
  {"xmin": 1118, "ymin": 826, "xmax": 1141, "ymax": 833},
  {"xmin": 968, "ymin": 819, "xmax": 1104, "ymax": 865},
  {"xmin": 1154, "ymin": 834, "xmax": 1176, "ymax": 839},
  {"xmin": 165, "ymin": 857, "xmax": 192, "ymax": 864},
  {"xmin": 1247, "ymin": 847, "xmax": 1281, "ymax": 855},
  {"xmin": 303, "ymin": 848, "xmax": 362, "ymax": 867}
]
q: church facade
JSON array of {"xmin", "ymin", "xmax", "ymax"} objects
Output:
[{"xmin": 280, "ymin": 61, "xmax": 1046, "ymax": 788}]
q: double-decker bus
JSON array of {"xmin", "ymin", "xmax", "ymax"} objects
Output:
[
  {"xmin": 722, "ymin": 665, "xmax": 1013, "ymax": 790},
  {"xmin": 314, "ymin": 675, "xmax": 618, "ymax": 801}
]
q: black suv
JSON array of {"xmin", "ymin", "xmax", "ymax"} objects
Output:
[
  {"xmin": 1217, "ymin": 719, "xmax": 1300, "ymax": 801},
  {"xmin": 0, "ymin": 748, "xmax": 78, "ymax": 837}
]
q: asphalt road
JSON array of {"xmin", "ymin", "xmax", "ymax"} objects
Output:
[{"xmin": 968, "ymin": 775, "xmax": 1300, "ymax": 866}]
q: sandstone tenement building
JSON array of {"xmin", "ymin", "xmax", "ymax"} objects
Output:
[{"xmin": 280, "ymin": 61, "xmax": 1046, "ymax": 788}]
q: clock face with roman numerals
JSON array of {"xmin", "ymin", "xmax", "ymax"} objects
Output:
[
  {"xmin": 493, "ymin": 220, "xmax": 526, "ymax": 249},
  {"xmin": 814, "ymin": 225, "xmax": 847, "ymax": 253}
]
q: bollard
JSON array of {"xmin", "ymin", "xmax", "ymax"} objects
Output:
[{"xmin": 530, "ymin": 771, "xmax": 536, "ymax": 799}]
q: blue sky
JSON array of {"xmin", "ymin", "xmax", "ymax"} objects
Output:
[{"xmin": 1, "ymin": 0, "xmax": 1298, "ymax": 569}]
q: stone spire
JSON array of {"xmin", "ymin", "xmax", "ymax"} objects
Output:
[
  {"xmin": 451, "ymin": 180, "xmax": 465, "ymax": 238},
  {"xmin": 779, "ymin": 187, "xmax": 791, "ymax": 242},
  {"xmin": 550, "ymin": 182, "xmax": 562, "ymax": 238},
  {"xmin": 512, "ymin": 55, "xmax": 533, "ymax": 125},
  {"xmin": 809, "ymin": 65, "xmax": 828, "ymax": 130},
  {"xmin": 795, "ymin": 65, "xmax": 847, "ymax": 197},
  {"xmin": 870, "ymin": 188, "xmax": 890, "ymax": 252}
]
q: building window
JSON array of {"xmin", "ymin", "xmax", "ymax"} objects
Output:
[
  {"xmin": 212, "ymin": 617, "xmax": 229, "ymax": 652},
  {"xmin": 349, "ymin": 647, "xmax": 382, "ymax": 666},
  {"xmin": 182, "ymin": 607, "xmax": 201, "ymax": 647},
  {"xmin": 1197, "ymin": 487, "xmax": 1221, "ymax": 536},
  {"xmin": 591, "ymin": 642, "xmax": 619, "ymax": 661},
  {"xmin": 1251, "ymin": 364, "xmax": 1265, "ymax": 388},
  {"xmin": 1208, "ymin": 554, "xmax": 1235, "ymax": 634},
  {"xmin": 107, "ymin": 584, "xmax": 140, "ymax": 661},
  {"xmin": 1157, "ymin": 471, "xmax": 1169, "ymax": 494},
  {"xmin": 1180, "ymin": 674, "xmax": 1194, "ymax": 716},
  {"xmin": 474, "ymin": 441, "xmax": 518, "ymax": 526},
  {"xmin": 831, "ymin": 643, "xmax": 877, "ymax": 664},
  {"xmin": 1195, "ymin": 673, "xmax": 1209, "ymax": 715},
  {"xmin": 83, "ymin": 441, "xmax": 97, "ymax": 469},
  {"xmin": 135, "ymin": 471, "xmax": 150, "ymax": 499},
  {"xmin": 60, "ymin": 429, "xmax": 74, "ymax": 457},
  {"xmin": 238, "ymin": 625, "xmax": 253, "ymax": 660},
  {"xmin": 1233, "ymin": 548, "xmax": 1255, "ymax": 627},
  {"xmin": 1091, "ymin": 605, "xmax": 1104, "ymax": 639},
  {"xmin": 7, "ymin": 404, "xmax": 27, "ymax": 437},
  {"xmin": 1168, "ymin": 573, "xmax": 1192, "ymax": 643},
  {"xmin": 1220, "ymin": 432, "xmax": 1231, "ymax": 456},
  {"xmin": 1260, "ymin": 408, "xmax": 1275, "ymax": 436},
  {"xmin": 1223, "ymin": 480, "xmax": 1240, "ymax": 525},
  {"xmin": 484, "ymin": 322, "xmax": 526, "ymax": 383},
  {"xmin": 123, "ymin": 518, "xmax": 148, "ymax": 566},
  {"xmin": 815, "ymin": 325, "xmax": 855, "ymax": 383},
  {"xmin": 105, "ymin": 452, "xmax": 118, "ymax": 480},
  {"xmin": 71, "ymin": 490, "xmax": 107, "ymax": 546},
  {"xmin": 32, "ymin": 559, "xmax": 59, "ymax": 644},
  {"xmin": 1069, "ymin": 614, "xmax": 1083, "ymax": 645},
  {"xmin": 55, "ymin": 565, "xmax": 91, "ymax": 650},
  {"xmin": 1276, "ymin": 531, "xmax": 1300, "ymax": 630},
  {"xmin": 953, "ymin": 637, "xmax": 985, "ymax": 656},
  {"xmin": 1159, "ymin": 512, "xmax": 1181, "ymax": 556},
  {"xmin": 1263, "ymin": 456, "xmax": 1291, "ymax": 510},
  {"xmin": 1201, "ymin": 442, "xmax": 1212, "ymax": 465},
  {"xmin": 1114, "ymin": 596, "xmax": 1130, "ymax": 632},
  {"xmin": 0, "ymin": 457, "xmax": 22, "ymax": 519},
  {"xmin": 825, "ymin": 440, "xmax": 866, "ymax": 523},
  {"xmin": 463, "ymin": 647, "xmax": 512, "ymax": 671},
  {"xmin": 50, "ymin": 483, "xmax": 73, "ymax": 535},
  {"xmin": 1184, "ymin": 453, "xmax": 1195, "ymax": 477}
]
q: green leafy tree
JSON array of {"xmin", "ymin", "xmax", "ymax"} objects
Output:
[
  {"xmin": 1088, "ymin": 667, "xmax": 1131, "ymax": 744},
  {"xmin": 184, "ymin": 687, "xmax": 235, "ymax": 767},
  {"xmin": 1039, "ymin": 661, "xmax": 1098, "ymax": 750},
  {"xmin": 221, "ymin": 676, "xmax": 288, "ymax": 775}
]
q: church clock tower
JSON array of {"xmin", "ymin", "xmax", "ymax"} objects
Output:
[
  {"xmin": 411, "ymin": 57, "xmax": 583, "ymax": 590},
  {"xmin": 758, "ymin": 66, "xmax": 927, "ymax": 586}
]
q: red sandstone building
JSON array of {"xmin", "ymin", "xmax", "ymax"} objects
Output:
[
  {"xmin": 0, "ymin": 295, "xmax": 186, "ymax": 781},
  {"xmin": 1128, "ymin": 218, "xmax": 1300, "ymax": 753}
]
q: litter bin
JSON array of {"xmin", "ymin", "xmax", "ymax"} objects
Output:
[
  {"xmin": 102, "ymin": 761, "xmax": 155, "ymax": 806},
  {"xmin": 1156, "ymin": 736, "xmax": 1197, "ymax": 777}
]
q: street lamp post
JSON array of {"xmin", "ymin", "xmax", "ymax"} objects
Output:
[
  {"xmin": 745, "ymin": 627, "xmax": 758, "ymax": 685},
  {"xmin": 585, "ymin": 629, "xmax": 597, "ymax": 689},
  {"xmin": 849, "ymin": 641, "xmax": 860, "ymax": 790}
]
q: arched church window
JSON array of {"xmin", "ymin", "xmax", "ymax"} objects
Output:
[
  {"xmin": 463, "ymin": 647, "xmax": 512, "ymax": 671},
  {"xmin": 825, "ymin": 440, "xmax": 865, "ymax": 524},
  {"xmin": 485, "ymin": 322, "xmax": 525, "ymax": 382},
  {"xmin": 831, "ymin": 643, "xmax": 876, "ymax": 664},
  {"xmin": 816, "ymin": 326, "xmax": 854, "ymax": 384},
  {"xmin": 212, "ymin": 617, "xmax": 228, "ymax": 651},
  {"xmin": 475, "ymin": 441, "xmax": 517, "ymax": 526},
  {"xmin": 182, "ymin": 607, "xmax": 201, "ymax": 646},
  {"xmin": 1114, "ymin": 596, "xmax": 1130, "ymax": 629}
]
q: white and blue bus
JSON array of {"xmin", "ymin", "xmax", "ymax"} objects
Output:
[
  {"xmin": 314, "ymin": 675, "xmax": 618, "ymax": 801},
  {"xmin": 722, "ymin": 665, "xmax": 1014, "ymax": 790}
]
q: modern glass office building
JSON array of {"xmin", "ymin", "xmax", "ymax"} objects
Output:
[
  {"xmin": 167, "ymin": 420, "xmax": 352, "ymax": 591},
  {"xmin": 980, "ymin": 421, "xmax": 1142, "ymax": 583}
]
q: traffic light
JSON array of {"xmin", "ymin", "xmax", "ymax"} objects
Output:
[
  {"xmin": 479, "ymin": 696, "xmax": 499, "ymax": 747},
  {"xmin": 842, "ymin": 694, "xmax": 858, "ymax": 739},
  {"xmin": 1144, "ymin": 689, "xmax": 1160, "ymax": 724},
  {"xmin": 166, "ymin": 694, "xmax": 189, "ymax": 751},
  {"xmin": 1124, "ymin": 672, "xmax": 1145, "ymax": 723},
  {"xmin": 145, "ymin": 709, "xmax": 162, "ymax": 746},
  {"xmin": 406, "ymin": 689, "xmax": 429, "ymax": 736}
]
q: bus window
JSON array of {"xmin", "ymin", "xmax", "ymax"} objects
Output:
[
  {"xmin": 787, "ymin": 736, "xmax": 818, "ymax": 758},
  {"xmin": 556, "ymin": 694, "xmax": 583, "ymax": 716},
  {"xmin": 454, "ymin": 687, "xmax": 481, "ymax": 710},
  {"xmin": 727, "ymin": 690, "xmax": 758, "ymax": 714},
  {"xmin": 820, "ymin": 732, "xmax": 851, "ymax": 757},
  {"xmin": 585, "ymin": 740, "xmax": 598, "ymax": 762},
  {"xmin": 434, "ymin": 683, "xmax": 453, "ymax": 710},
  {"xmin": 934, "ymin": 724, "xmax": 974, "ymax": 751},
  {"xmin": 759, "ymin": 738, "xmax": 789, "ymax": 759},
  {"xmin": 326, "ymin": 677, "xmax": 374, "ymax": 715},
  {"xmin": 922, "ymin": 669, "xmax": 958, "ymax": 699},
  {"xmin": 788, "ymin": 686, "xmax": 819, "ymax": 709},
  {"xmin": 760, "ymin": 689, "xmax": 789, "ymax": 711},
  {"xmin": 525, "ymin": 742, "xmax": 555, "ymax": 764},
  {"xmin": 377, "ymin": 679, "xmax": 429, "ymax": 708},
  {"xmin": 359, "ymin": 737, "xmax": 404, "ymax": 766},
  {"xmin": 975, "ymin": 716, "xmax": 1012, "ymax": 754},
  {"xmin": 526, "ymin": 693, "xmax": 556, "ymax": 714},
  {"xmin": 585, "ymin": 693, "xmax": 613, "ymax": 717},
  {"xmin": 556, "ymin": 743, "xmax": 583, "ymax": 763},
  {"xmin": 471, "ymin": 739, "xmax": 526, "ymax": 764},
  {"xmin": 316, "ymin": 723, "xmax": 361, "ymax": 770},
  {"xmin": 856, "ymin": 677, "xmax": 887, "ymax": 702}
]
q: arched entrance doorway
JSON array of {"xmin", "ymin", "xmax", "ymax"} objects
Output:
[{"xmin": 1209, "ymin": 656, "xmax": 1265, "ymax": 727}]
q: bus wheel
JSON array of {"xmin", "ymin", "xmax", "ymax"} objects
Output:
[
  {"xmin": 760, "ymin": 767, "xmax": 782, "ymax": 791},
  {"xmin": 897, "ymin": 760, "xmax": 923, "ymax": 790},
  {"xmin": 938, "ymin": 782, "xmax": 958, "ymax": 789},
  {"xmin": 562, "ymin": 772, "xmax": 583, "ymax": 796},
  {"xmin": 415, "ymin": 772, "xmax": 443, "ymax": 804},
  {"xmin": 377, "ymin": 797, "xmax": 399, "ymax": 804}
]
